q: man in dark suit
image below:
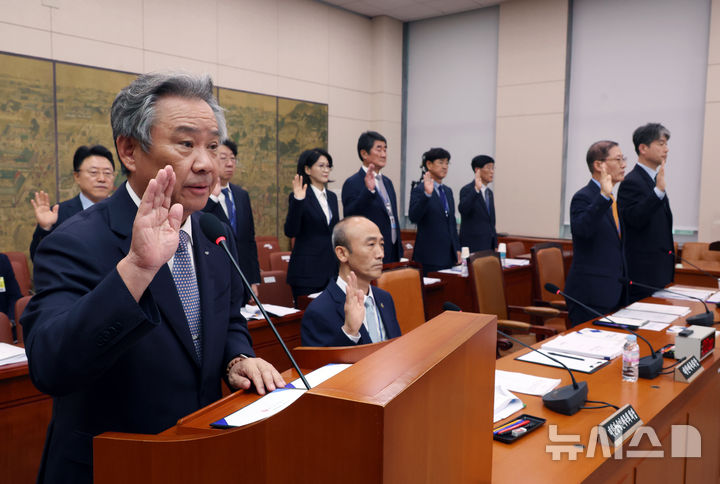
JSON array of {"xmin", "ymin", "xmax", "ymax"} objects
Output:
[
  {"xmin": 203, "ymin": 139, "xmax": 261, "ymax": 299},
  {"xmin": 565, "ymin": 140, "xmax": 628, "ymax": 326},
  {"xmin": 341, "ymin": 131, "xmax": 402, "ymax": 263},
  {"xmin": 459, "ymin": 155, "xmax": 497, "ymax": 252},
  {"xmin": 301, "ymin": 216, "xmax": 401, "ymax": 347},
  {"xmin": 618, "ymin": 123, "xmax": 674, "ymax": 302},
  {"xmin": 29, "ymin": 144, "xmax": 116, "ymax": 260},
  {"xmin": 21, "ymin": 73, "xmax": 284, "ymax": 484},
  {"xmin": 409, "ymin": 147, "xmax": 461, "ymax": 274}
]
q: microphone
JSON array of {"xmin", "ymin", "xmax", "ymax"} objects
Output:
[
  {"xmin": 199, "ymin": 212, "xmax": 311, "ymax": 390},
  {"xmin": 679, "ymin": 257, "xmax": 720, "ymax": 288},
  {"xmin": 442, "ymin": 301, "xmax": 462, "ymax": 312},
  {"xmin": 544, "ymin": 283, "xmax": 663, "ymax": 379},
  {"xmin": 443, "ymin": 301, "xmax": 588, "ymax": 415},
  {"xmin": 619, "ymin": 277, "xmax": 715, "ymax": 327}
]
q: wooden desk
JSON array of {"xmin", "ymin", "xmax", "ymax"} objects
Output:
[
  {"xmin": 674, "ymin": 261, "xmax": 720, "ymax": 288},
  {"xmin": 424, "ymin": 265, "xmax": 533, "ymax": 320},
  {"xmin": 0, "ymin": 312, "xmax": 304, "ymax": 484},
  {"xmin": 94, "ymin": 312, "xmax": 497, "ymax": 483},
  {"xmin": 492, "ymin": 296, "xmax": 720, "ymax": 483}
]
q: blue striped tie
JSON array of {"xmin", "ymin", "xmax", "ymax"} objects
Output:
[
  {"xmin": 221, "ymin": 187, "xmax": 237, "ymax": 233},
  {"xmin": 172, "ymin": 230, "xmax": 202, "ymax": 360}
]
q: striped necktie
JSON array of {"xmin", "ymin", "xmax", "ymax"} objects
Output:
[
  {"xmin": 172, "ymin": 230, "xmax": 203, "ymax": 360},
  {"xmin": 221, "ymin": 187, "xmax": 237, "ymax": 233}
]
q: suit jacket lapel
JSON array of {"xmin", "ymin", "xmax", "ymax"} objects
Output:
[{"xmin": 306, "ymin": 186, "xmax": 330, "ymax": 230}]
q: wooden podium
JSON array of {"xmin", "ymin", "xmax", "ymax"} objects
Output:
[{"xmin": 94, "ymin": 311, "xmax": 497, "ymax": 483}]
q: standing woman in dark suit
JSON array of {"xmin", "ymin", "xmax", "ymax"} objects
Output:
[
  {"xmin": 284, "ymin": 148, "xmax": 340, "ymax": 302},
  {"xmin": 409, "ymin": 147, "xmax": 461, "ymax": 274}
]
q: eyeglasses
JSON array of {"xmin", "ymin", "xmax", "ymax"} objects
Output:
[
  {"xmin": 315, "ymin": 164, "xmax": 332, "ymax": 171},
  {"xmin": 78, "ymin": 169, "xmax": 115, "ymax": 178},
  {"xmin": 219, "ymin": 155, "xmax": 238, "ymax": 165},
  {"xmin": 603, "ymin": 156, "xmax": 627, "ymax": 163}
]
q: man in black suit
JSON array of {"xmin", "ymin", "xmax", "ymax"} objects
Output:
[
  {"xmin": 203, "ymin": 139, "xmax": 261, "ymax": 298},
  {"xmin": 459, "ymin": 155, "xmax": 497, "ymax": 252},
  {"xmin": 22, "ymin": 72, "xmax": 284, "ymax": 484},
  {"xmin": 29, "ymin": 145, "xmax": 116, "ymax": 260},
  {"xmin": 301, "ymin": 216, "xmax": 401, "ymax": 347},
  {"xmin": 341, "ymin": 131, "xmax": 402, "ymax": 263},
  {"xmin": 618, "ymin": 123, "xmax": 674, "ymax": 301},
  {"xmin": 565, "ymin": 140, "xmax": 628, "ymax": 326}
]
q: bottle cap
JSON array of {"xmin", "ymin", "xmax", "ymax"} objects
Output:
[
  {"xmin": 626, "ymin": 334, "xmax": 637, "ymax": 342},
  {"xmin": 461, "ymin": 247, "xmax": 470, "ymax": 258},
  {"xmin": 498, "ymin": 242, "xmax": 507, "ymax": 253}
]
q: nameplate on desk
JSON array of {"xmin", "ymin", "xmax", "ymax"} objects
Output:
[
  {"xmin": 675, "ymin": 356, "xmax": 703, "ymax": 383},
  {"xmin": 599, "ymin": 404, "xmax": 643, "ymax": 448}
]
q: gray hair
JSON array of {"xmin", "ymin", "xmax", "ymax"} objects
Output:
[{"xmin": 111, "ymin": 72, "xmax": 227, "ymax": 154}]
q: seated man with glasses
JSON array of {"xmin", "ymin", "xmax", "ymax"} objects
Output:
[
  {"xmin": 30, "ymin": 144, "xmax": 116, "ymax": 260},
  {"xmin": 203, "ymin": 139, "xmax": 261, "ymax": 302}
]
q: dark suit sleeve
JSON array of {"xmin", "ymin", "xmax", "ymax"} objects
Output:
[
  {"xmin": 29, "ymin": 225, "xmax": 53, "ymax": 262},
  {"xmin": 570, "ymin": 190, "xmax": 613, "ymax": 239},
  {"xmin": 408, "ymin": 184, "xmax": 431, "ymax": 224},
  {"xmin": 22, "ymin": 229, "xmax": 162, "ymax": 396},
  {"xmin": 617, "ymin": 176, "xmax": 665, "ymax": 230},
  {"xmin": 342, "ymin": 175, "xmax": 379, "ymax": 216},
  {"xmin": 284, "ymin": 193, "xmax": 305, "ymax": 238},
  {"xmin": 458, "ymin": 183, "xmax": 480, "ymax": 217}
]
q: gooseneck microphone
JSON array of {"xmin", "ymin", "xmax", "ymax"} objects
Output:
[
  {"xmin": 200, "ymin": 212, "xmax": 311, "ymax": 390},
  {"xmin": 442, "ymin": 301, "xmax": 588, "ymax": 415},
  {"xmin": 619, "ymin": 277, "xmax": 715, "ymax": 327},
  {"xmin": 544, "ymin": 283, "xmax": 663, "ymax": 379}
]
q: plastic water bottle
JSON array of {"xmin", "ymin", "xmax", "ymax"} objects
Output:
[
  {"xmin": 622, "ymin": 334, "xmax": 639, "ymax": 382},
  {"xmin": 460, "ymin": 246, "xmax": 470, "ymax": 277},
  {"xmin": 498, "ymin": 242, "xmax": 507, "ymax": 268}
]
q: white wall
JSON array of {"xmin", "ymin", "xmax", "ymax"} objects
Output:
[
  {"xmin": 404, "ymin": 8, "xmax": 499, "ymax": 218},
  {"xmin": 0, "ymin": 0, "xmax": 404, "ymax": 199}
]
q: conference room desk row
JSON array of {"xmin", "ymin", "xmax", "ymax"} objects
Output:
[
  {"xmin": 674, "ymin": 261, "xmax": 720, "ymax": 288},
  {"xmin": 92, "ymin": 293, "xmax": 720, "ymax": 483},
  {"xmin": 493, "ymin": 297, "xmax": 720, "ymax": 484}
]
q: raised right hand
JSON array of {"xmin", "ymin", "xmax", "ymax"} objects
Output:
[
  {"xmin": 474, "ymin": 168, "xmax": 483, "ymax": 192},
  {"xmin": 342, "ymin": 271, "xmax": 365, "ymax": 337},
  {"xmin": 292, "ymin": 174, "xmax": 307, "ymax": 200},
  {"xmin": 117, "ymin": 166, "xmax": 184, "ymax": 301},
  {"xmin": 364, "ymin": 164, "xmax": 377, "ymax": 192},
  {"xmin": 31, "ymin": 191, "xmax": 59, "ymax": 230},
  {"xmin": 655, "ymin": 159, "xmax": 666, "ymax": 192},
  {"xmin": 599, "ymin": 163, "xmax": 613, "ymax": 198}
]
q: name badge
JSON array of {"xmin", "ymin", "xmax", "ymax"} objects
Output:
[{"xmin": 0, "ymin": 276, "xmax": 5, "ymax": 293}]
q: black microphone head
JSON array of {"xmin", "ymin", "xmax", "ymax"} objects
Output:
[
  {"xmin": 199, "ymin": 212, "xmax": 227, "ymax": 245},
  {"xmin": 442, "ymin": 301, "xmax": 462, "ymax": 312},
  {"xmin": 544, "ymin": 283, "xmax": 560, "ymax": 294}
]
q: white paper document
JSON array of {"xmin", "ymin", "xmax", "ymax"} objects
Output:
[
  {"xmin": 640, "ymin": 322, "xmax": 670, "ymax": 331},
  {"xmin": 516, "ymin": 349, "xmax": 609, "ymax": 373},
  {"xmin": 0, "ymin": 343, "xmax": 26, "ymax": 365},
  {"xmin": 653, "ymin": 285, "xmax": 719, "ymax": 302},
  {"xmin": 612, "ymin": 309, "xmax": 680, "ymax": 325},
  {"xmin": 241, "ymin": 304, "xmax": 300, "ymax": 320},
  {"xmin": 213, "ymin": 364, "xmax": 351, "ymax": 428},
  {"xmin": 625, "ymin": 302, "xmax": 691, "ymax": 316},
  {"xmin": 540, "ymin": 332, "xmax": 624, "ymax": 359},
  {"xmin": 423, "ymin": 277, "xmax": 441, "ymax": 285},
  {"xmin": 598, "ymin": 315, "xmax": 647, "ymax": 327},
  {"xmin": 438, "ymin": 266, "xmax": 466, "ymax": 276},
  {"xmin": 502, "ymin": 258, "xmax": 530, "ymax": 268},
  {"xmin": 493, "ymin": 385, "xmax": 525, "ymax": 422},
  {"xmin": 494, "ymin": 370, "xmax": 560, "ymax": 396}
]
